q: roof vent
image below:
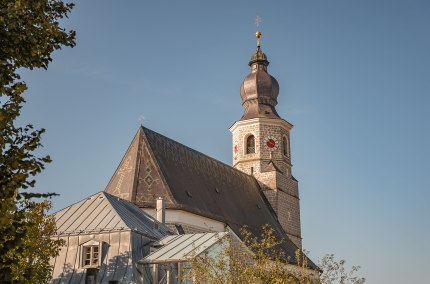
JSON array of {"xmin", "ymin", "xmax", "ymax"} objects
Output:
[
  {"xmin": 256, "ymin": 204, "xmax": 262, "ymax": 209},
  {"xmin": 175, "ymin": 224, "xmax": 185, "ymax": 234},
  {"xmin": 215, "ymin": 187, "xmax": 220, "ymax": 194},
  {"xmin": 186, "ymin": 190, "xmax": 193, "ymax": 197}
]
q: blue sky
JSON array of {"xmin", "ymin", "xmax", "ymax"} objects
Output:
[{"xmin": 19, "ymin": 1, "xmax": 429, "ymax": 283}]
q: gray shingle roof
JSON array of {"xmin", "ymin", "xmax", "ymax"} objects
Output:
[
  {"xmin": 140, "ymin": 127, "xmax": 317, "ymax": 269},
  {"xmin": 104, "ymin": 126, "xmax": 316, "ymax": 269}
]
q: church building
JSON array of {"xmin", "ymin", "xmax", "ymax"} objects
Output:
[
  {"xmin": 105, "ymin": 31, "xmax": 304, "ymax": 249},
  {"xmin": 50, "ymin": 31, "xmax": 317, "ymax": 283}
]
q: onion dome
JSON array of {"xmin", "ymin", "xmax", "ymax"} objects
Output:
[
  {"xmin": 249, "ymin": 46, "xmax": 268, "ymax": 66},
  {"xmin": 239, "ymin": 32, "xmax": 280, "ymax": 120}
]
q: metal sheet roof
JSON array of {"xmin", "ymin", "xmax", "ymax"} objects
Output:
[
  {"xmin": 54, "ymin": 191, "xmax": 170, "ymax": 239},
  {"xmin": 140, "ymin": 232, "xmax": 228, "ymax": 264}
]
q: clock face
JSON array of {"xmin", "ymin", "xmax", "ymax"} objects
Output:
[
  {"xmin": 233, "ymin": 142, "xmax": 238, "ymax": 160},
  {"xmin": 264, "ymin": 136, "xmax": 278, "ymax": 151}
]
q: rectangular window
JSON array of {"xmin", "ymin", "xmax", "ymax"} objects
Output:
[{"xmin": 83, "ymin": 245, "xmax": 100, "ymax": 267}]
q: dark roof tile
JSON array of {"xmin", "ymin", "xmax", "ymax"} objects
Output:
[{"xmin": 141, "ymin": 126, "xmax": 316, "ymax": 268}]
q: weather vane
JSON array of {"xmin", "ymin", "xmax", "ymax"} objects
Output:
[{"xmin": 255, "ymin": 15, "xmax": 262, "ymax": 47}]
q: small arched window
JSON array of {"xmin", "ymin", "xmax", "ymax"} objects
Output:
[
  {"xmin": 283, "ymin": 136, "xmax": 289, "ymax": 157},
  {"xmin": 246, "ymin": 135, "xmax": 255, "ymax": 154}
]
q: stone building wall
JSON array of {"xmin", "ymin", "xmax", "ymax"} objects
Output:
[
  {"xmin": 231, "ymin": 118, "xmax": 302, "ymax": 248},
  {"xmin": 277, "ymin": 190, "xmax": 302, "ymax": 248}
]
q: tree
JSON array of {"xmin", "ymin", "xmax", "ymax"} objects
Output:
[
  {"xmin": 318, "ymin": 254, "xmax": 365, "ymax": 284},
  {"xmin": 185, "ymin": 225, "xmax": 365, "ymax": 284},
  {"xmin": 0, "ymin": 0, "xmax": 75, "ymax": 282},
  {"xmin": 4, "ymin": 200, "xmax": 64, "ymax": 283}
]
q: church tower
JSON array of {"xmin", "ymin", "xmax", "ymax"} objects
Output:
[{"xmin": 230, "ymin": 31, "xmax": 302, "ymax": 248}]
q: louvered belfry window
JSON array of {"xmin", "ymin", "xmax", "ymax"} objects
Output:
[
  {"xmin": 283, "ymin": 136, "xmax": 289, "ymax": 157},
  {"xmin": 246, "ymin": 135, "xmax": 255, "ymax": 154}
]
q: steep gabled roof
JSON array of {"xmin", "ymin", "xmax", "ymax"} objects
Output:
[
  {"xmin": 140, "ymin": 127, "xmax": 277, "ymax": 229},
  {"xmin": 105, "ymin": 126, "xmax": 316, "ymax": 268},
  {"xmin": 104, "ymin": 128, "xmax": 143, "ymax": 201},
  {"xmin": 54, "ymin": 191, "xmax": 170, "ymax": 239}
]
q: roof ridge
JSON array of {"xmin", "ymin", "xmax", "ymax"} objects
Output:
[
  {"xmin": 54, "ymin": 191, "xmax": 169, "ymax": 239},
  {"xmin": 53, "ymin": 191, "xmax": 104, "ymax": 217},
  {"xmin": 104, "ymin": 192, "xmax": 170, "ymax": 237}
]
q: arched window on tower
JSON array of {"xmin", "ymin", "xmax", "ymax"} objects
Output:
[
  {"xmin": 283, "ymin": 136, "xmax": 290, "ymax": 157},
  {"xmin": 246, "ymin": 135, "xmax": 255, "ymax": 154}
]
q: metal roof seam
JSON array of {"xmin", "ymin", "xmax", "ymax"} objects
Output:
[
  {"xmin": 83, "ymin": 202, "xmax": 110, "ymax": 231},
  {"xmin": 179, "ymin": 233, "xmax": 218, "ymax": 258},
  {"xmin": 106, "ymin": 193, "xmax": 168, "ymax": 238},
  {"xmin": 140, "ymin": 233, "xmax": 228, "ymax": 264},
  {"xmin": 56, "ymin": 193, "xmax": 92, "ymax": 230},
  {"xmin": 62, "ymin": 194, "xmax": 104, "ymax": 230},
  {"xmin": 151, "ymin": 234, "xmax": 196, "ymax": 260},
  {"xmin": 183, "ymin": 233, "xmax": 223, "ymax": 258},
  {"xmin": 92, "ymin": 207, "xmax": 114, "ymax": 230},
  {"xmin": 53, "ymin": 191, "xmax": 102, "ymax": 221},
  {"xmin": 67, "ymin": 195, "xmax": 106, "ymax": 232}
]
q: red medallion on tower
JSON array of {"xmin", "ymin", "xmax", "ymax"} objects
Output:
[{"xmin": 264, "ymin": 136, "xmax": 278, "ymax": 151}]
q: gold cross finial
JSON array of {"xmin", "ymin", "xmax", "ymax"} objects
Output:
[
  {"xmin": 255, "ymin": 15, "xmax": 262, "ymax": 28},
  {"xmin": 255, "ymin": 16, "xmax": 262, "ymax": 47}
]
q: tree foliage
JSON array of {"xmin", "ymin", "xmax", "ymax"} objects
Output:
[
  {"xmin": 185, "ymin": 225, "xmax": 365, "ymax": 284},
  {"xmin": 0, "ymin": 0, "xmax": 75, "ymax": 281},
  {"xmin": 4, "ymin": 200, "xmax": 64, "ymax": 283},
  {"xmin": 319, "ymin": 254, "xmax": 365, "ymax": 284}
]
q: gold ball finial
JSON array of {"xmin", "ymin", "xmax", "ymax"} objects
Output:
[
  {"xmin": 256, "ymin": 31, "xmax": 262, "ymax": 47},
  {"xmin": 255, "ymin": 16, "xmax": 262, "ymax": 47}
]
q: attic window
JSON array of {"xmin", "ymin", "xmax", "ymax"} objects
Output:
[
  {"xmin": 80, "ymin": 239, "xmax": 102, "ymax": 268},
  {"xmin": 83, "ymin": 245, "xmax": 100, "ymax": 267}
]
